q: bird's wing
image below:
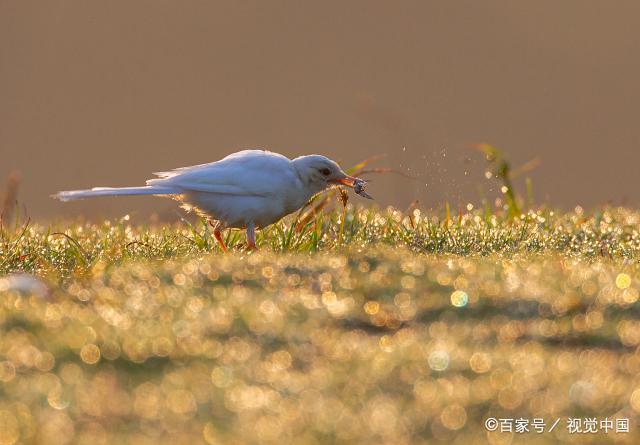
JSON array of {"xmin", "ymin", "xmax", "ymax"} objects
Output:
[{"xmin": 147, "ymin": 150, "xmax": 300, "ymax": 196}]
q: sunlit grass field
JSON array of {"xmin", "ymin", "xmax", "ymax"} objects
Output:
[{"xmin": 2, "ymin": 204, "xmax": 640, "ymax": 444}]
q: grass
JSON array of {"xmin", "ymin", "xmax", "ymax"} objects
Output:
[
  {"xmin": 3, "ymin": 205, "xmax": 640, "ymax": 278},
  {"xmin": 1, "ymin": 204, "xmax": 640, "ymax": 444}
]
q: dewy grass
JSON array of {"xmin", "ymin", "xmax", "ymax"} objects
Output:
[{"xmin": 2, "ymin": 205, "xmax": 640, "ymax": 278}]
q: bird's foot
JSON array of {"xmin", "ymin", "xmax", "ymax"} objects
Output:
[
  {"xmin": 212, "ymin": 227, "xmax": 229, "ymax": 253},
  {"xmin": 246, "ymin": 241, "xmax": 258, "ymax": 251}
]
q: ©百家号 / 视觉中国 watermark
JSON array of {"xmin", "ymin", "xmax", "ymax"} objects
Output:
[{"xmin": 484, "ymin": 417, "xmax": 629, "ymax": 434}]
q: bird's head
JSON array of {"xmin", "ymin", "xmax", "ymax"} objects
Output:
[{"xmin": 292, "ymin": 155, "xmax": 361, "ymax": 194}]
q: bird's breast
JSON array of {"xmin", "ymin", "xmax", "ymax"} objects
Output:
[{"xmin": 181, "ymin": 192, "xmax": 294, "ymax": 228}]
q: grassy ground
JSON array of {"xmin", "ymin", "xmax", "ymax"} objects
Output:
[{"xmin": 2, "ymin": 205, "xmax": 640, "ymax": 444}]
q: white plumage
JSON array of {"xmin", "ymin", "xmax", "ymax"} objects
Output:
[{"xmin": 53, "ymin": 149, "xmax": 370, "ymax": 250}]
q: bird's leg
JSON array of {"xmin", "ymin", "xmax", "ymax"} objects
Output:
[
  {"xmin": 209, "ymin": 220, "xmax": 229, "ymax": 253},
  {"xmin": 246, "ymin": 222, "xmax": 257, "ymax": 250},
  {"xmin": 214, "ymin": 229, "xmax": 229, "ymax": 253}
]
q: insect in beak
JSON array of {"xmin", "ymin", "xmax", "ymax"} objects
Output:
[{"xmin": 330, "ymin": 175, "xmax": 373, "ymax": 199}]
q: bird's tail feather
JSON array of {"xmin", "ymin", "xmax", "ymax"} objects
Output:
[{"xmin": 52, "ymin": 186, "xmax": 180, "ymax": 202}]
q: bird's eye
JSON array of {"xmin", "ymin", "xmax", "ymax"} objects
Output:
[{"xmin": 320, "ymin": 168, "xmax": 331, "ymax": 176}]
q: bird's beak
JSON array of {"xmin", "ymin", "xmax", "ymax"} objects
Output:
[{"xmin": 330, "ymin": 175, "xmax": 357, "ymax": 187}]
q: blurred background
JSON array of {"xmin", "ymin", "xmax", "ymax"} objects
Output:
[{"xmin": 1, "ymin": 0, "xmax": 639, "ymax": 221}]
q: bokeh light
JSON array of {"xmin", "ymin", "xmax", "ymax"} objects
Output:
[{"xmin": 451, "ymin": 290, "xmax": 469, "ymax": 307}]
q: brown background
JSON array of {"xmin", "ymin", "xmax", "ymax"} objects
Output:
[{"xmin": 1, "ymin": 1, "xmax": 639, "ymax": 221}]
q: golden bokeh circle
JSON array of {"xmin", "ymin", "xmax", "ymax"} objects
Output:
[
  {"xmin": 364, "ymin": 301, "xmax": 380, "ymax": 315},
  {"xmin": 450, "ymin": 290, "xmax": 469, "ymax": 307},
  {"xmin": 440, "ymin": 404, "xmax": 467, "ymax": 430},
  {"xmin": 80, "ymin": 344, "xmax": 101, "ymax": 365},
  {"xmin": 616, "ymin": 273, "xmax": 631, "ymax": 289},
  {"xmin": 469, "ymin": 352, "xmax": 492, "ymax": 374}
]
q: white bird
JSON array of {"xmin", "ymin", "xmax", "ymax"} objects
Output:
[{"xmin": 53, "ymin": 149, "xmax": 372, "ymax": 251}]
